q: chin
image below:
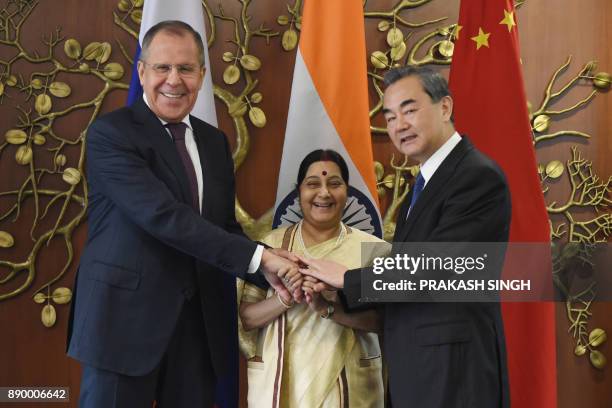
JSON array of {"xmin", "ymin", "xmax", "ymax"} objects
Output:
[
  {"xmin": 318, "ymin": 217, "xmax": 343, "ymax": 227},
  {"xmin": 159, "ymin": 109, "xmax": 188, "ymax": 121},
  {"xmin": 401, "ymin": 142, "xmax": 423, "ymax": 156}
]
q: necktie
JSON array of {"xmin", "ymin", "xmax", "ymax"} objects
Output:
[
  {"xmin": 166, "ymin": 123, "xmax": 200, "ymax": 212},
  {"xmin": 409, "ymin": 173, "xmax": 425, "ymax": 212}
]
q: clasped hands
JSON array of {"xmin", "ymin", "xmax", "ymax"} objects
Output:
[{"xmin": 260, "ymin": 248, "xmax": 348, "ymax": 308}]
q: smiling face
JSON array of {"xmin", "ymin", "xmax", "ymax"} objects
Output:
[
  {"xmin": 299, "ymin": 161, "xmax": 348, "ymax": 231},
  {"xmin": 382, "ymin": 75, "xmax": 453, "ymax": 164},
  {"xmin": 137, "ymin": 30, "xmax": 204, "ymax": 122}
]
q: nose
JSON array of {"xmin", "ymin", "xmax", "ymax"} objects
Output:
[
  {"xmin": 395, "ymin": 112, "xmax": 411, "ymax": 131},
  {"xmin": 165, "ymin": 66, "xmax": 182, "ymax": 85},
  {"xmin": 317, "ymin": 185, "xmax": 331, "ymax": 198}
]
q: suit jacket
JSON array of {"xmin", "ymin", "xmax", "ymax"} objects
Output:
[
  {"xmin": 68, "ymin": 98, "xmax": 257, "ymax": 378},
  {"xmin": 342, "ymin": 137, "xmax": 511, "ymax": 407}
]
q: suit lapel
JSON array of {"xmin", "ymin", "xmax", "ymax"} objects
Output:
[
  {"xmin": 190, "ymin": 117, "xmax": 214, "ymax": 219},
  {"xmin": 395, "ymin": 136, "xmax": 474, "ymax": 241},
  {"xmin": 131, "ymin": 98, "xmax": 194, "ymax": 207}
]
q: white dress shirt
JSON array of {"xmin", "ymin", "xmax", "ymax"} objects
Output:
[
  {"xmin": 406, "ymin": 132, "xmax": 461, "ymax": 219},
  {"xmin": 419, "ymin": 131, "xmax": 462, "ymax": 186}
]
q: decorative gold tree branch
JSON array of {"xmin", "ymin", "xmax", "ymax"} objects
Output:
[
  {"xmin": 546, "ymin": 147, "xmax": 612, "ymax": 217},
  {"xmin": 531, "ymin": 56, "xmax": 609, "ymax": 144},
  {"xmin": 208, "ymin": 1, "xmax": 282, "ymax": 237},
  {"xmin": 375, "ymin": 155, "xmax": 417, "ymax": 241},
  {"xmin": 0, "ymin": 0, "xmax": 130, "ymax": 328},
  {"xmin": 364, "ymin": 0, "xmax": 434, "ymax": 19},
  {"xmin": 534, "ymin": 130, "xmax": 589, "ymax": 144},
  {"xmin": 276, "ymin": 0, "xmax": 302, "ymax": 51},
  {"xmin": 552, "ymin": 241, "xmax": 608, "ymax": 369},
  {"xmin": 534, "ymin": 56, "xmax": 611, "ymax": 367}
]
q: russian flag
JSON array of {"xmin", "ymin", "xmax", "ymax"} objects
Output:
[
  {"xmin": 128, "ymin": 1, "xmax": 236, "ymax": 407},
  {"xmin": 273, "ymin": 0, "xmax": 383, "ymax": 238}
]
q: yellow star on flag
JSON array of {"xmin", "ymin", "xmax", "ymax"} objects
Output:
[
  {"xmin": 499, "ymin": 9, "xmax": 516, "ymax": 32},
  {"xmin": 471, "ymin": 27, "xmax": 490, "ymax": 50}
]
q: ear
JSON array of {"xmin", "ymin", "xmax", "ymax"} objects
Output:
[
  {"xmin": 137, "ymin": 61, "xmax": 145, "ymax": 86},
  {"xmin": 440, "ymin": 95, "xmax": 453, "ymax": 122},
  {"xmin": 197, "ymin": 66, "xmax": 206, "ymax": 90}
]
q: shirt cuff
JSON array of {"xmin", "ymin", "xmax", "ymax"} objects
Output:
[{"xmin": 247, "ymin": 245, "xmax": 264, "ymax": 274}]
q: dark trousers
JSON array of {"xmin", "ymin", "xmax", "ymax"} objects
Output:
[{"xmin": 79, "ymin": 295, "xmax": 215, "ymax": 408}]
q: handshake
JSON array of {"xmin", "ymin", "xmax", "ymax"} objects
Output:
[{"xmin": 259, "ymin": 248, "xmax": 349, "ymax": 305}]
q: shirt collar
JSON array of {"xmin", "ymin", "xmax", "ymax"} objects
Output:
[
  {"xmin": 418, "ymin": 131, "xmax": 462, "ymax": 185},
  {"xmin": 143, "ymin": 93, "xmax": 193, "ymax": 131}
]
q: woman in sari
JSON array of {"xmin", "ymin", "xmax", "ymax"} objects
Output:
[{"xmin": 238, "ymin": 149, "xmax": 390, "ymax": 407}]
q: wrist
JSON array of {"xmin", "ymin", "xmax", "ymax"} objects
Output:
[
  {"xmin": 276, "ymin": 291, "xmax": 294, "ymax": 309},
  {"xmin": 260, "ymin": 249, "xmax": 272, "ymax": 267}
]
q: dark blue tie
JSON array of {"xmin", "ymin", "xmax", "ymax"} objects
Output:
[{"xmin": 409, "ymin": 173, "xmax": 425, "ymax": 212}]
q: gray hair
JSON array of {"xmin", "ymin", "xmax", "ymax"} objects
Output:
[
  {"xmin": 140, "ymin": 20, "xmax": 205, "ymax": 67},
  {"xmin": 383, "ymin": 66, "xmax": 451, "ymax": 103}
]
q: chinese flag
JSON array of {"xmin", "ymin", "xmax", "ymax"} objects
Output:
[{"xmin": 449, "ymin": 1, "xmax": 557, "ymax": 407}]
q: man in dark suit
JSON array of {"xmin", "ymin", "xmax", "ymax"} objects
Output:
[
  {"xmin": 68, "ymin": 21, "xmax": 301, "ymax": 407},
  {"xmin": 300, "ymin": 66, "xmax": 511, "ymax": 407}
]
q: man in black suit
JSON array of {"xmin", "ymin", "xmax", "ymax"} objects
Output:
[
  {"xmin": 300, "ymin": 66, "xmax": 511, "ymax": 407},
  {"xmin": 68, "ymin": 21, "xmax": 301, "ymax": 407}
]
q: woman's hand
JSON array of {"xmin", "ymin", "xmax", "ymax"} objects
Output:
[{"xmin": 303, "ymin": 276, "xmax": 329, "ymax": 315}]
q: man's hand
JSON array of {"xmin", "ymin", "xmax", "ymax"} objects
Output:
[
  {"xmin": 268, "ymin": 247, "xmax": 300, "ymax": 263},
  {"xmin": 296, "ymin": 255, "xmax": 348, "ymax": 289},
  {"xmin": 260, "ymin": 249, "xmax": 304, "ymax": 303}
]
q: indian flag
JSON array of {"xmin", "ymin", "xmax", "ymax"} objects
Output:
[{"xmin": 273, "ymin": 0, "xmax": 382, "ymax": 237}]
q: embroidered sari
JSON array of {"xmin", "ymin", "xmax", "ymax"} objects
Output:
[{"xmin": 238, "ymin": 224, "xmax": 390, "ymax": 407}]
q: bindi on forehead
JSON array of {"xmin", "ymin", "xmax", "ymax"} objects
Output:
[{"xmin": 322, "ymin": 170, "xmax": 327, "ymax": 176}]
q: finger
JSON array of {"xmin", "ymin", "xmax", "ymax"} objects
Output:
[
  {"xmin": 286, "ymin": 270, "xmax": 302, "ymax": 284},
  {"xmin": 293, "ymin": 287, "xmax": 304, "ymax": 303},
  {"xmin": 299, "ymin": 267, "xmax": 322, "ymax": 279},
  {"xmin": 278, "ymin": 262, "xmax": 296, "ymax": 277},
  {"xmin": 289, "ymin": 278, "xmax": 302, "ymax": 292},
  {"xmin": 271, "ymin": 277, "xmax": 291, "ymax": 300},
  {"xmin": 302, "ymin": 280, "xmax": 315, "ymax": 289},
  {"xmin": 313, "ymin": 281, "xmax": 329, "ymax": 293},
  {"xmin": 290, "ymin": 274, "xmax": 303, "ymax": 287},
  {"xmin": 276, "ymin": 266, "xmax": 289, "ymax": 280},
  {"xmin": 303, "ymin": 275, "xmax": 319, "ymax": 283},
  {"xmin": 294, "ymin": 254, "xmax": 313, "ymax": 266},
  {"xmin": 281, "ymin": 270, "xmax": 301, "ymax": 289}
]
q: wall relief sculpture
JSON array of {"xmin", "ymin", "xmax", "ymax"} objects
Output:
[{"xmin": 0, "ymin": 0, "xmax": 609, "ymax": 370}]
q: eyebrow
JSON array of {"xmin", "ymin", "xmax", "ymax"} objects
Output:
[
  {"xmin": 382, "ymin": 98, "xmax": 417, "ymax": 115},
  {"xmin": 304, "ymin": 174, "xmax": 342, "ymax": 180}
]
